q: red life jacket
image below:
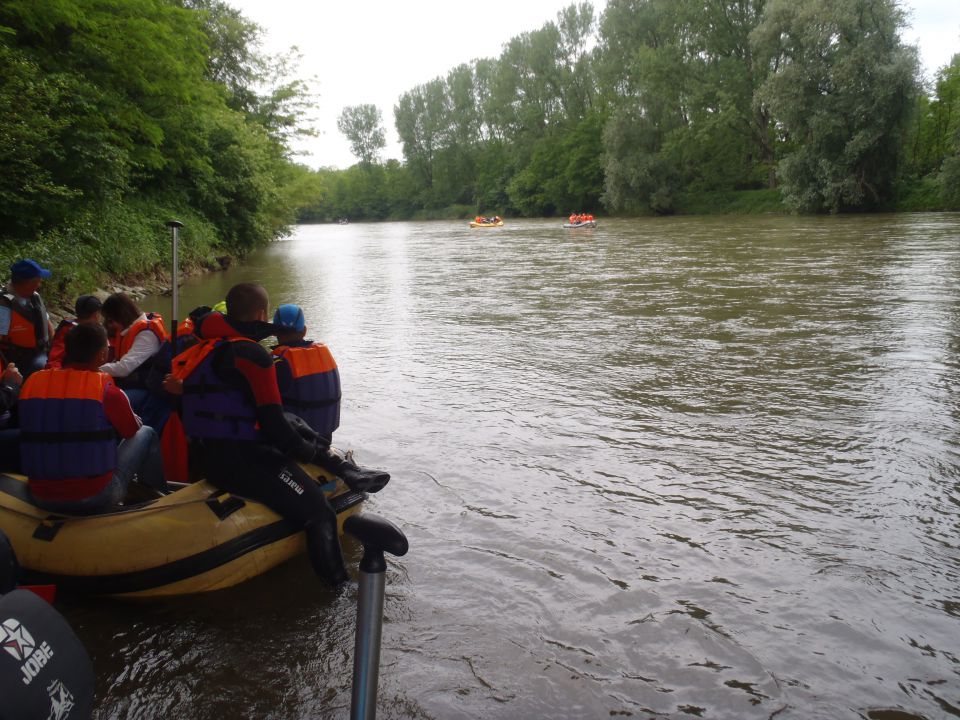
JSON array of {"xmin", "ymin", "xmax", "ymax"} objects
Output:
[
  {"xmin": 45, "ymin": 318, "xmax": 76, "ymax": 370},
  {"xmin": 272, "ymin": 343, "xmax": 341, "ymax": 441},
  {"xmin": 19, "ymin": 369, "xmax": 117, "ymax": 494}
]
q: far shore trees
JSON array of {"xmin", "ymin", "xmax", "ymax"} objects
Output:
[{"xmin": 298, "ymin": 0, "xmax": 954, "ymax": 221}]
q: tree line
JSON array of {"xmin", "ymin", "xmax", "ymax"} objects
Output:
[
  {"xmin": 0, "ymin": 0, "xmax": 321, "ymax": 298},
  {"xmin": 310, "ymin": 0, "xmax": 959, "ymax": 221},
  {"xmin": 1, "ymin": 0, "xmax": 956, "ymax": 286}
]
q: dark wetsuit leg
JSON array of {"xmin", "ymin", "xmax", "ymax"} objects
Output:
[
  {"xmin": 199, "ymin": 441, "xmax": 325, "ymax": 524},
  {"xmin": 198, "ymin": 441, "xmax": 348, "ymax": 585}
]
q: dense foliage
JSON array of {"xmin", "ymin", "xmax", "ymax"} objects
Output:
[
  {"xmin": 0, "ymin": 0, "xmax": 314, "ymax": 299},
  {"xmin": 304, "ymin": 0, "xmax": 958, "ymax": 221},
  {"xmin": 1, "ymin": 0, "xmax": 956, "ymax": 272}
]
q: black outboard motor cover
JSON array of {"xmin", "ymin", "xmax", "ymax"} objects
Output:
[
  {"xmin": 0, "ymin": 529, "xmax": 17, "ymax": 594},
  {"xmin": 0, "ymin": 589, "xmax": 94, "ymax": 720}
]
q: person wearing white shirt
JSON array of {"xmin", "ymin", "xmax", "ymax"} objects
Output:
[{"xmin": 100, "ymin": 293, "xmax": 169, "ymax": 428}]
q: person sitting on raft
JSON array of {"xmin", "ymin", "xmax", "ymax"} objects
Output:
[
  {"xmin": 46, "ymin": 295, "xmax": 104, "ymax": 371},
  {"xmin": 19, "ymin": 324, "xmax": 165, "ymax": 515},
  {"xmin": 167, "ymin": 283, "xmax": 389, "ymax": 586},
  {"xmin": 271, "ymin": 304, "xmax": 342, "ymax": 445},
  {"xmin": 0, "ymin": 354, "xmax": 22, "ymax": 472},
  {"xmin": 0, "ymin": 259, "xmax": 55, "ymax": 379},
  {"xmin": 99, "ymin": 292, "xmax": 169, "ymax": 428}
]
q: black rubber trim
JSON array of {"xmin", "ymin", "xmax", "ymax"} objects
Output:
[
  {"xmin": 281, "ymin": 396, "xmax": 341, "ymax": 408},
  {"xmin": 17, "ymin": 490, "xmax": 366, "ymax": 595}
]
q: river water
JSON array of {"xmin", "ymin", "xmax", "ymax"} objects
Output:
[{"xmin": 73, "ymin": 215, "xmax": 959, "ymax": 719}]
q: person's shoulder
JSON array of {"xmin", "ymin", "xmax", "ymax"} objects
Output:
[{"xmin": 225, "ymin": 337, "xmax": 273, "ymax": 366}]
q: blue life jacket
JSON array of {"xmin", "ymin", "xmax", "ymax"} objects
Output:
[
  {"xmin": 172, "ymin": 338, "xmax": 261, "ymax": 441},
  {"xmin": 272, "ymin": 343, "xmax": 341, "ymax": 442},
  {"xmin": 19, "ymin": 369, "xmax": 117, "ymax": 479}
]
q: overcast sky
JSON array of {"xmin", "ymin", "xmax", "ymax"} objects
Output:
[{"xmin": 226, "ymin": 0, "xmax": 959, "ymax": 170}]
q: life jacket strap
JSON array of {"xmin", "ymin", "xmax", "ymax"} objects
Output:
[
  {"xmin": 280, "ymin": 395, "xmax": 342, "ymax": 409},
  {"xmin": 20, "ymin": 429, "xmax": 117, "ymax": 443}
]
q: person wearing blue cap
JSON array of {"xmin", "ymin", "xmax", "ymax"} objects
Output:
[
  {"xmin": 0, "ymin": 260, "xmax": 54, "ymax": 378},
  {"xmin": 271, "ymin": 304, "xmax": 342, "ymax": 445}
]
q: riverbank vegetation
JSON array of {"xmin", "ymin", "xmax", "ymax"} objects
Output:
[
  {"xmin": 305, "ymin": 0, "xmax": 960, "ymax": 221},
  {"xmin": 1, "ymin": 1, "xmax": 957, "ymax": 303},
  {"xmin": 0, "ymin": 0, "xmax": 321, "ymax": 301}
]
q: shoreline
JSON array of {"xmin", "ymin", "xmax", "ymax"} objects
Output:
[{"xmin": 43, "ymin": 256, "xmax": 233, "ymax": 325}]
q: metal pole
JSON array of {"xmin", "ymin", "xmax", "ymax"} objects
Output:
[
  {"xmin": 351, "ymin": 571, "xmax": 386, "ymax": 720},
  {"xmin": 344, "ymin": 514, "xmax": 409, "ymax": 720},
  {"xmin": 166, "ymin": 220, "xmax": 183, "ymax": 346}
]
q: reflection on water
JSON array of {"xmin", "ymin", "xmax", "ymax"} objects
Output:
[{"xmin": 80, "ymin": 215, "xmax": 960, "ymax": 719}]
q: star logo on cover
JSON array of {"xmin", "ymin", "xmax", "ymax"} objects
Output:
[{"xmin": 0, "ymin": 618, "xmax": 36, "ymax": 662}]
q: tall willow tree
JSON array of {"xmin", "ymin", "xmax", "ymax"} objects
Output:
[
  {"xmin": 753, "ymin": 0, "xmax": 919, "ymax": 211},
  {"xmin": 599, "ymin": 0, "xmax": 775, "ymax": 213}
]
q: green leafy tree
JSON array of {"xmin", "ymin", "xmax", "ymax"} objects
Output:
[
  {"xmin": 753, "ymin": 0, "xmax": 919, "ymax": 212},
  {"xmin": 337, "ymin": 104, "xmax": 387, "ymax": 166}
]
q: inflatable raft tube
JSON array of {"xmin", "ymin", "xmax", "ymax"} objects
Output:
[{"xmin": 0, "ymin": 464, "xmax": 364, "ymax": 598}]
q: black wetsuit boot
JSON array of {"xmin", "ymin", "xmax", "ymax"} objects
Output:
[
  {"xmin": 305, "ymin": 513, "xmax": 349, "ymax": 586},
  {"xmin": 316, "ymin": 449, "xmax": 390, "ymax": 494}
]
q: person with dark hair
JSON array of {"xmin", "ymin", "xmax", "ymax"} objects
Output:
[
  {"xmin": 271, "ymin": 304, "xmax": 341, "ymax": 445},
  {"xmin": 100, "ymin": 293, "xmax": 167, "ymax": 385},
  {"xmin": 168, "ymin": 283, "xmax": 388, "ymax": 586},
  {"xmin": 45, "ymin": 295, "xmax": 103, "ymax": 371},
  {"xmin": 0, "ymin": 259, "xmax": 55, "ymax": 378},
  {"xmin": 18, "ymin": 324, "xmax": 165, "ymax": 514},
  {"xmin": 100, "ymin": 292, "xmax": 168, "ymax": 427}
]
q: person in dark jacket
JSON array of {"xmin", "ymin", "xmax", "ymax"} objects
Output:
[
  {"xmin": 45, "ymin": 294, "xmax": 103, "ymax": 371},
  {"xmin": 168, "ymin": 283, "xmax": 388, "ymax": 586}
]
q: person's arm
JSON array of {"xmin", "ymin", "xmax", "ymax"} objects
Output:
[
  {"xmin": 0, "ymin": 363, "xmax": 21, "ymax": 412},
  {"xmin": 102, "ymin": 381, "xmax": 142, "ymax": 439},
  {"xmin": 229, "ymin": 344, "xmax": 317, "ymax": 463},
  {"xmin": 99, "ymin": 331, "xmax": 161, "ymax": 377}
]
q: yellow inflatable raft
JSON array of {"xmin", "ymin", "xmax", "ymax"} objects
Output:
[
  {"xmin": 469, "ymin": 220, "xmax": 504, "ymax": 228},
  {"xmin": 0, "ymin": 464, "xmax": 364, "ymax": 598}
]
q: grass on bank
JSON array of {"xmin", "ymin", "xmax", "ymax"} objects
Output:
[{"xmin": 0, "ymin": 198, "xmax": 225, "ymax": 311}]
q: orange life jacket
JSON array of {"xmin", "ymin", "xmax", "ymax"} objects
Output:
[
  {"xmin": 171, "ymin": 337, "xmax": 262, "ymax": 441},
  {"xmin": 0, "ymin": 292, "xmax": 49, "ymax": 351},
  {"xmin": 272, "ymin": 343, "xmax": 341, "ymax": 441},
  {"xmin": 116, "ymin": 313, "xmax": 167, "ymax": 359},
  {"xmin": 19, "ymin": 368, "xmax": 117, "ymax": 485}
]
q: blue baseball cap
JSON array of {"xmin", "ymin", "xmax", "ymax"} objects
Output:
[
  {"xmin": 273, "ymin": 303, "xmax": 306, "ymax": 332},
  {"xmin": 11, "ymin": 259, "xmax": 52, "ymax": 281}
]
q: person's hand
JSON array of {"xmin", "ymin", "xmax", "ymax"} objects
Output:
[
  {"xmin": 162, "ymin": 374, "xmax": 183, "ymax": 395},
  {"xmin": 2, "ymin": 363, "xmax": 22, "ymax": 388}
]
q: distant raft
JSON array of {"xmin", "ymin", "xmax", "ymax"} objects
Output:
[
  {"xmin": 0, "ymin": 464, "xmax": 364, "ymax": 598},
  {"xmin": 470, "ymin": 218, "xmax": 504, "ymax": 228},
  {"xmin": 562, "ymin": 220, "xmax": 598, "ymax": 228}
]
